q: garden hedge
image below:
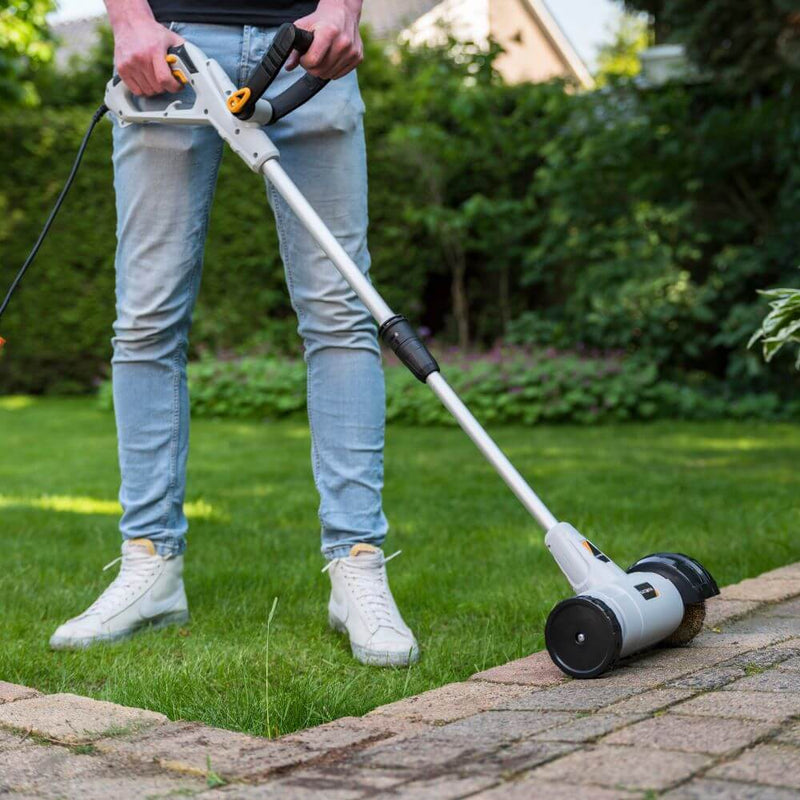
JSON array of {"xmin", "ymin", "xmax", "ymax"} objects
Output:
[
  {"xmin": 2, "ymin": 31, "xmax": 799, "ymax": 401},
  {"xmin": 97, "ymin": 348, "xmax": 799, "ymax": 424}
]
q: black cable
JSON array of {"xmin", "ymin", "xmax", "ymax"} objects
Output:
[{"xmin": 0, "ymin": 103, "xmax": 109, "ymax": 327}]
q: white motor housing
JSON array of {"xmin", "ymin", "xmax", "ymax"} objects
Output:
[{"xmin": 544, "ymin": 522, "xmax": 716, "ymax": 677}]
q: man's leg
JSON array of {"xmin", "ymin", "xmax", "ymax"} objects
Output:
[
  {"xmin": 111, "ymin": 115, "xmax": 223, "ymax": 556},
  {"xmin": 265, "ymin": 60, "xmax": 387, "ymax": 561},
  {"xmin": 251, "ymin": 27, "xmax": 417, "ymax": 665},
  {"xmin": 51, "ymin": 22, "xmax": 238, "ymax": 649}
]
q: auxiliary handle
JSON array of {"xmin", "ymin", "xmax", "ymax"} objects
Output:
[{"xmin": 226, "ymin": 23, "xmax": 329, "ymax": 124}]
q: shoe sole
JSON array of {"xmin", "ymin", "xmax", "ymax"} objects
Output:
[
  {"xmin": 49, "ymin": 609, "xmax": 190, "ymax": 651},
  {"xmin": 328, "ymin": 612, "xmax": 419, "ymax": 667}
]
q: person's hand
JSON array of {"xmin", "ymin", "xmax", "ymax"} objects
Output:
[
  {"xmin": 286, "ymin": 0, "xmax": 363, "ymax": 80},
  {"xmin": 112, "ymin": 17, "xmax": 185, "ymax": 96}
]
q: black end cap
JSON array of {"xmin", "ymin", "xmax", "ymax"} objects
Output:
[
  {"xmin": 379, "ymin": 315, "xmax": 439, "ymax": 383},
  {"xmin": 545, "ymin": 596, "xmax": 622, "ymax": 679},
  {"xmin": 627, "ymin": 553, "xmax": 720, "ymax": 605}
]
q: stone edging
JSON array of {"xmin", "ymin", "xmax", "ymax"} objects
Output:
[{"xmin": 1, "ymin": 561, "xmax": 799, "ymax": 797}]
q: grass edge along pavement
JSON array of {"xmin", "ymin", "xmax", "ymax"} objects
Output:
[
  {"xmin": 1, "ymin": 398, "xmax": 799, "ymax": 737},
  {"xmin": 1, "ymin": 562, "xmax": 800, "ymax": 798}
]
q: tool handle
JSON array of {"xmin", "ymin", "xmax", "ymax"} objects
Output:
[
  {"xmin": 266, "ymin": 72, "xmax": 329, "ymax": 125},
  {"xmin": 165, "ymin": 43, "xmax": 198, "ymax": 86},
  {"xmin": 111, "ymin": 44, "xmax": 195, "ymax": 90},
  {"xmin": 227, "ymin": 23, "xmax": 328, "ymax": 122}
]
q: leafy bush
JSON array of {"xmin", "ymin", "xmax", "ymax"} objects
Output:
[
  {"xmin": 0, "ymin": 0, "xmax": 54, "ymax": 105},
  {"xmin": 3, "ymin": 28, "xmax": 800, "ymax": 406},
  {"xmin": 97, "ymin": 348, "xmax": 799, "ymax": 424},
  {"xmin": 0, "ymin": 107, "xmax": 295, "ymax": 393},
  {"xmin": 522, "ymin": 81, "xmax": 800, "ymax": 393},
  {"xmin": 750, "ymin": 274, "xmax": 800, "ymax": 369},
  {"xmin": 621, "ymin": 0, "xmax": 800, "ymax": 94}
]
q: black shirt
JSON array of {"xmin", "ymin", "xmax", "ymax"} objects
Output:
[{"xmin": 148, "ymin": 1, "xmax": 318, "ymax": 27}]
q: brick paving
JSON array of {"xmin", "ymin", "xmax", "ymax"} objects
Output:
[{"xmin": 1, "ymin": 563, "xmax": 799, "ymax": 798}]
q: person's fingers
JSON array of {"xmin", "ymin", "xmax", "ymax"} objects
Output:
[
  {"xmin": 330, "ymin": 62, "xmax": 356, "ymax": 80},
  {"xmin": 152, "ymin": 52, "xmax": 183, "ymax": 94},
  {"xmin": 123, "ymin": 64, "xmax": 156, "ymax": 96},
  {"xmin": 315, "ymin": 32, "xmax": 352, "ymax": 78},
  {"xmin": 120, "ymin": 70, "xmax": 145, "ymax": 96},
  {"xmin": 117, "ymin": 47, "xmax": 161, "ymax": 95},
  {"xmin": 330, "ymin": 54, "xmax": 360, "ymax": 81},
  {"xmin": 330, "ymin": 40, "xmax": 363, "ymax": 80},
  {"xmin": 167, "ymin": 30, "xmax": 185, "ymax": 47},
  {"xmin": 286, "ymin": 50, "xmax": 300, "ymax": 71},
  {"xmin": 300, "ymin": 25, "xmax": 335, "ymax": 77},
  {"xmin": 139, "ymin": 64, "xmax": 162, "ymax": 96}
]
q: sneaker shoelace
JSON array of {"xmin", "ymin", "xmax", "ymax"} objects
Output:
[
  {"xmin": 79, "ymin": 547, "xmax": 161, "ymax": 619},
  {"xmin": 323, "ymin": 550, "xmax": 403, "ymax": 632}
]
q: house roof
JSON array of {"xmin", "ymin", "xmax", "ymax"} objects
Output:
[
  {"xmin": 521, "ymin": 0, "xmax": 593, "ymax": 87},
  {"xmin": 395, "ymin": 0, "xmax": 593, "ymax": 88}
]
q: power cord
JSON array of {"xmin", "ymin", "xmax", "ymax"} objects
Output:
[{"xmin": 0, "ymin": 103, "xmax": 109, "ymax": 344}]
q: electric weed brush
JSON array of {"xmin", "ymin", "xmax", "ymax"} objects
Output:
[{"xmin": 0, "ymin": 25, "xmax": 719, "ymax": 677}]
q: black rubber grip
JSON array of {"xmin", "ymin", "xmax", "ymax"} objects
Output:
[
  {"xmin": 379, "ymin": 315, "xmax": 440, "ymax": 383},
  {"xmin": 233, "ymin": 23, "xmax": 328, "ymax": 121},
  {"xmin": 293, "ymin": 28, "xmax": 314, "ymax": 54},
  {"xmin": 266, "ymin": 73, "xmax": 329, "ymax": 124}
]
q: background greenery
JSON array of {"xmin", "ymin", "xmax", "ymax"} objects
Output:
[
  {"xmin": 96, "ymin": 348, "xmax": 799, "ymax": 425},
  {"xmin": 0, "ymin": 0, "xmax": 799, "ymax": 409},
  {"xmin": 0, "ymin": 0, "xmax": 798, "ymax": 746},
  {"xmin": 0, "ymin": 0, "xmax": 54, "ymax": 105},
  {"xmin": 2, "ymin": 397, "xmax": 798, "ymax": 736}
]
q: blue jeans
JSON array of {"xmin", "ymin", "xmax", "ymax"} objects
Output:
[{"xmin": 111, "ymin": 22, "xmax": 388, "ymax": 560}]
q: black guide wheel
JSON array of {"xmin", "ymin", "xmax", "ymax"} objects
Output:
[{"xmin": 545, "ymin": 596, "xmax": 622, "ymax": 678}]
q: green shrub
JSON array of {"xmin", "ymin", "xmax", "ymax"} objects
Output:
[
  {"xmin": 0, "ymin": 107, "xmax": 295, "ymax": 393},
  {"xmin": 3, "ymin": 30, "xmax": 800, "ymax": 404},
  {"xmin": 0, "ymin": 108, "xmax": 116, "ymax": 393},
  {"xmin": 750, "ymin": 272, "xmax": 800, "ymax": 369},
  {"xmin": 96, "ymin": 348, "xmax": 800, "ymax": 425}
]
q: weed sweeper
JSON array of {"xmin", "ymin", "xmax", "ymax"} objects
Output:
[{"xmin": 0, "ymin": 25, "xmax": 719, "ymax": 678}]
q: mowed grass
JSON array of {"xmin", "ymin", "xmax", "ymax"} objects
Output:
[{"xmin": 1, "ymin": 396, "xmax": 798, "ymax": 737}]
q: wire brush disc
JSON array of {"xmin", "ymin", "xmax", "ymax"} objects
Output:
[{"xmin": 662, "ymin": 602, "xmax": 706, "ymax": 646}]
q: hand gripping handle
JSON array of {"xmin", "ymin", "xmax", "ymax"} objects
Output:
[
  {"xmin": 226, "ymin": 23, "xmax": 329, "ymax": 124},
  {"xmin": 165, "ymin": 43, "xmax": 198, "ymax": 86}
]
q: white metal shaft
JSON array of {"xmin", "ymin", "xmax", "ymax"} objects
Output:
[
  {"xmin": 262, "ymin": 160, "xmax": 393, "ymax": 324},
  {"xmin": 263, "ymin": 158, "xmax": 558, "ymax": 533},
  {"xmin": 426, "ymin": 372, "xmax": 558, "ymax": 531}
]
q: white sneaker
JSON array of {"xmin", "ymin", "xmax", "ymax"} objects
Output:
[
  {"xmin": 324, "ymin": 544, "xmax": 419, "ymax": 667},
  {"xmin": 49, "ymin": 539, "xmax": 189, "ymax": 650}
]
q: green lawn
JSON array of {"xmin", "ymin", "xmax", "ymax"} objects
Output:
[{"xmin": 1, "ymin": 396, "xmax": 798, "ymax": 737}]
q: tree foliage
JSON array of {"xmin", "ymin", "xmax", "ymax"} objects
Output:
[
  {"xmin": 595, "ymin": 13, "xmax": 651, "ymax": 85},
  {"xmin": 1, "ymin": 28, "xmax": 798, "ymax": 399},
  {"xmin": 618, "ymin": 0, "xmax": 800, "ymax": 93},
  {"xmin": 33, "ymin": 23, "xmax": 114, "ymax": 107},
  {"xmin": 0, "ymin": 0, "xmax": 54, "ymax": 105}
]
